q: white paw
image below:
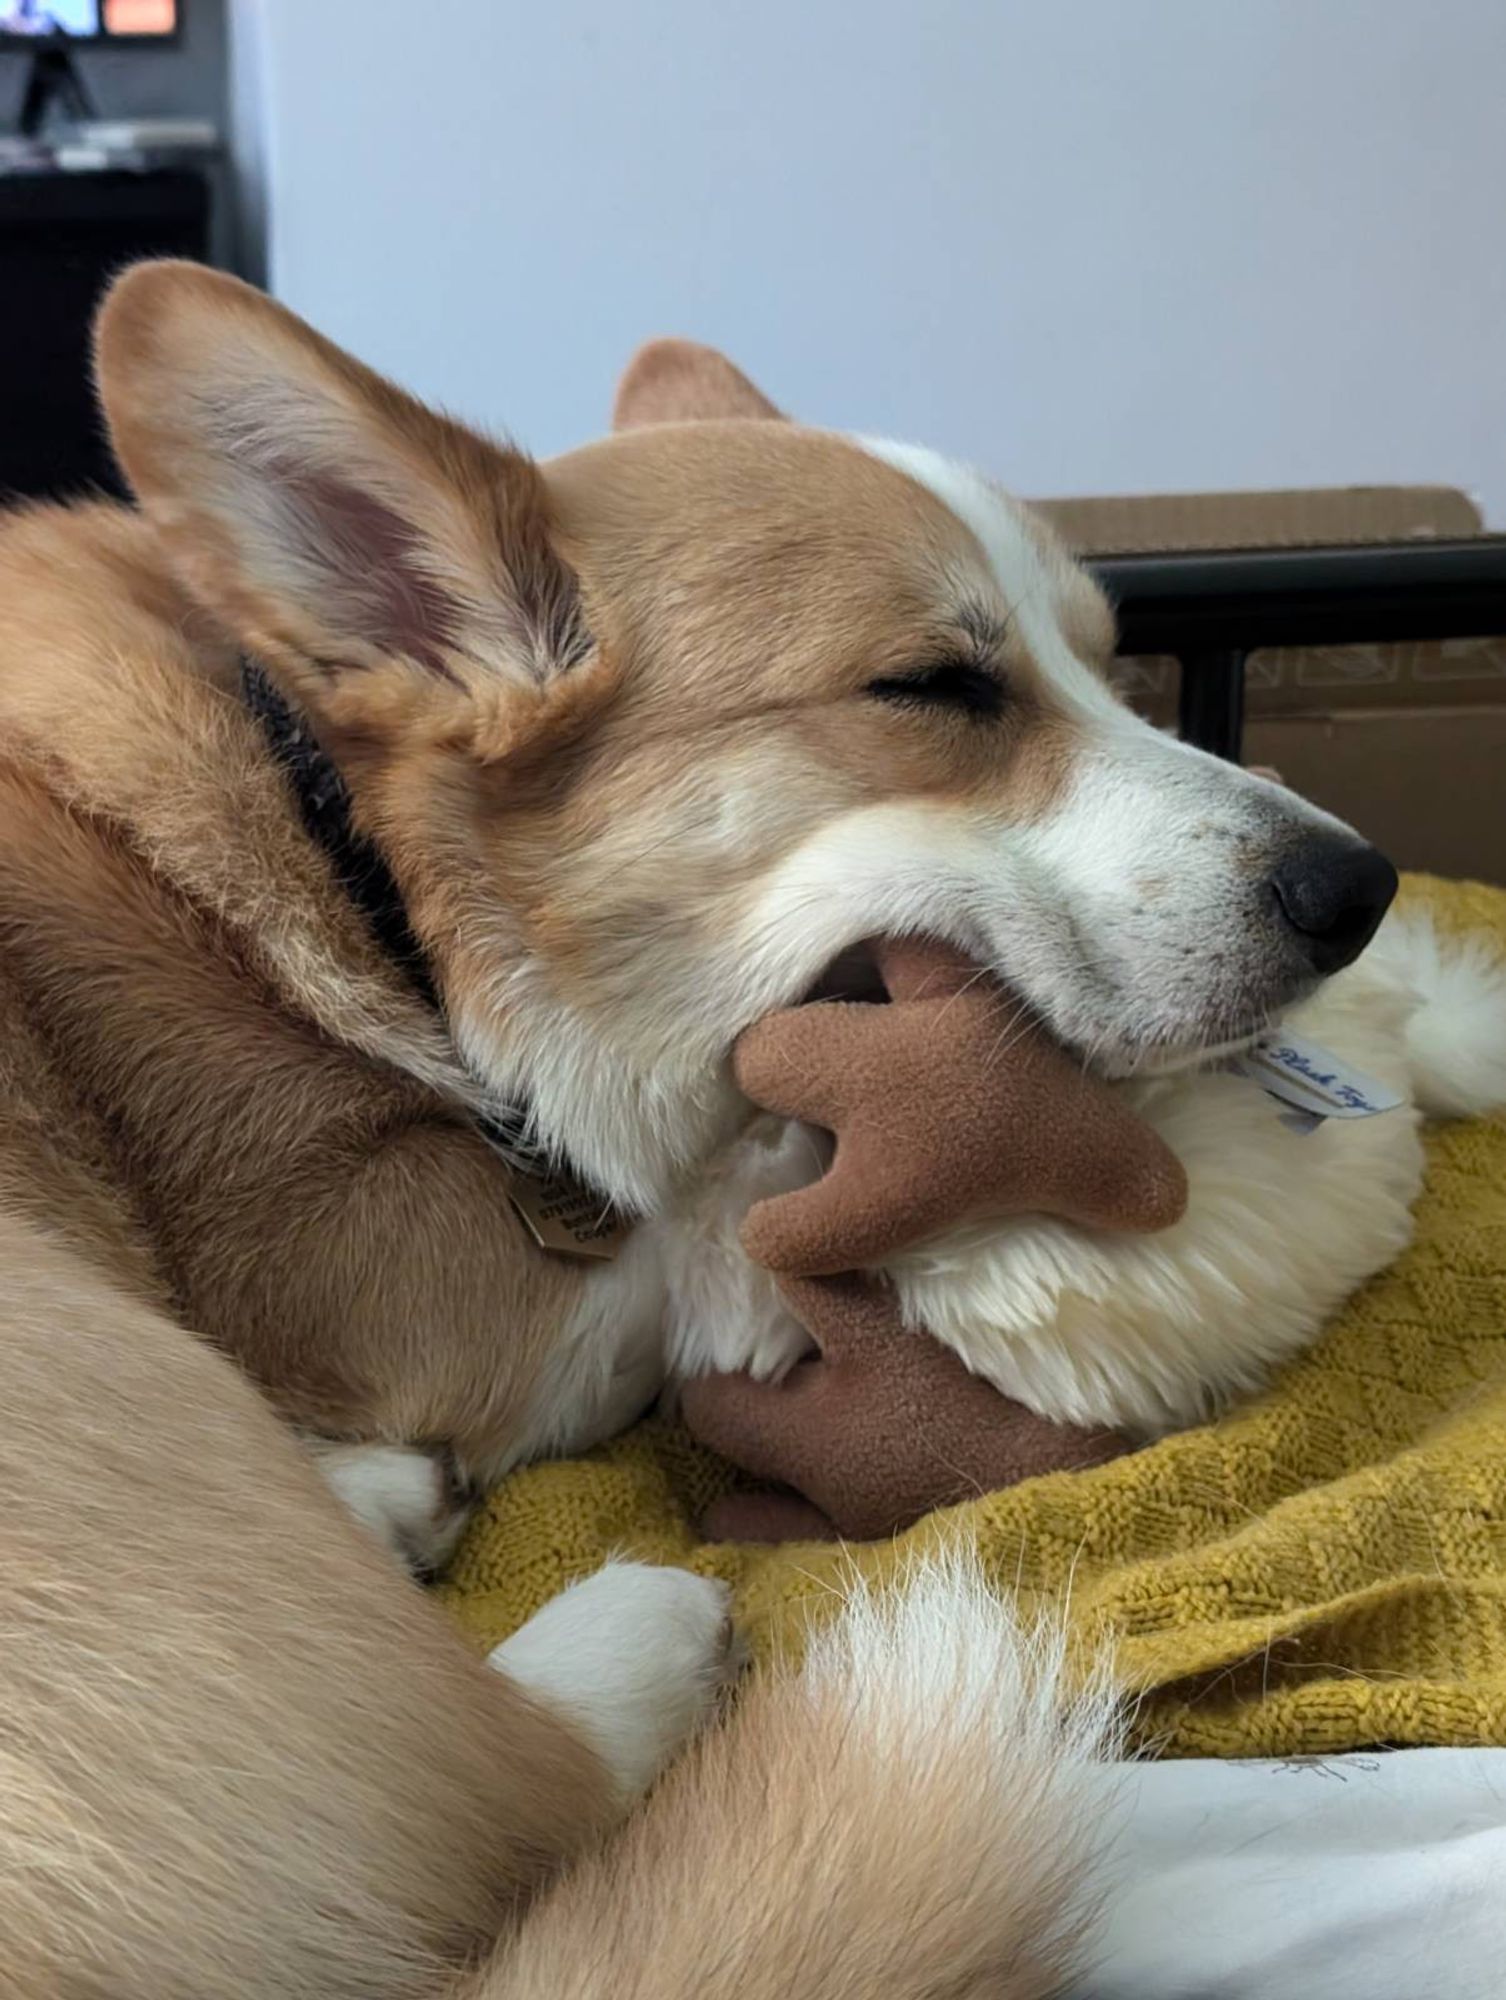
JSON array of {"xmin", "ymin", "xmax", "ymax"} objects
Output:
[
  {"xmin": 489, "ymin": 1560, "xmax": 735, "ymax": 1801},
  {"xmin": 308, "ymin": 1440, "xmax": 471, "ymax": 1576}
]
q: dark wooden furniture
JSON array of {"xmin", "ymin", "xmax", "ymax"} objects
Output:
[
  {"xmin": 1093, "ymin": 538, "xmax": 1506, "ymax": 759},
  {"xmin": 0, "ymin": 162, "xmax": 211, "ymax": 502}
]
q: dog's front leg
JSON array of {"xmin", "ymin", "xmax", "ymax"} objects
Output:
[{"xmin": 304, "ymin": 1435, "xmax": 476, "ymax": 1576}]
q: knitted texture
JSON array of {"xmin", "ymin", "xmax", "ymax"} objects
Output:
[{"xmin": 440, "ymin": 875, "xmax": 1506, "ymax": 1758}]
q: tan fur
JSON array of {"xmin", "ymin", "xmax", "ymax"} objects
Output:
[
  {"xmin": 0, "ymin": 265, "xmax": 1115, "ymax": 1995},
  {"xmin": 0, "ymin": 1204, "xmax": 615, "ymax": 2000},
  {"xmin": 613, "ymin": 335, "xmax": 786, "ymax": 429},
  {"xmin": 464, "ymin": 420, "xmax": 1078, "ymax": 1018},
  {"xmin": 0, "ymin": 492, "xmax": 590, "ymax": 1454},
  {"xmin": 466, "ymin": 1556, "xmax": 1113, "ymax": 2000}
]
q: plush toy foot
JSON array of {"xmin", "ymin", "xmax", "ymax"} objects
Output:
[
  {"xmin": 700, "ymin": 1490, "xmax": 840, "ymax": 1543},
  {"xmin": 681, "ymin": 1277, "xmax": 1131, "ymax": 1542},
  {"xmin": 734, "ymin": 937, "xmax": 1188, "ymax": 1275}
]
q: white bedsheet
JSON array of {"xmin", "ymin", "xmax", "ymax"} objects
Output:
[{"xmin": 1082, "ymin": 1749, "xmax": 1506, "ymax": 1999}]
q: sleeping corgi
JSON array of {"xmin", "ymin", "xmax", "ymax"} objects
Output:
[{"xmin": 0, "ymin": 261, "xmax": 1424, "ymax": 1997}]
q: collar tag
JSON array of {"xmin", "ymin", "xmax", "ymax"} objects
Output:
[
  {"xmin": 473, "ymin": 1121, "xmax": 628, "ymax": 1260},
  {"xmin": 505, "ymin": 1170, "xmax": 630, "ymax": 1260}
]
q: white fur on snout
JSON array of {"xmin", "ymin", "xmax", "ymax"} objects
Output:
[
  {"xmin": 1005, "ymin": 721, "xmax": 1354, "ymax": 1068},
  {"xmin": 490, "ymin": 1561, "xmax": 733, "ymax": 1802},
  {"xmin": 724, "ymin": 744, "xmax": 1345, "ymax": 1085}
]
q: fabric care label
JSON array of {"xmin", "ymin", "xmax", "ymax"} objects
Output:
[{"xmin": 1228, "ymin": 1031, "xmax": 1406, "ymax": 1136}]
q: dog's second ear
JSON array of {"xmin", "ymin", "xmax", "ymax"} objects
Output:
[
  {"xmin": 95, "ymin": 261, "xmax": 597, "ymax": 745},
  {"xmin": 612, "ymin": 337, "xmax": 783, "ymax": 430}
]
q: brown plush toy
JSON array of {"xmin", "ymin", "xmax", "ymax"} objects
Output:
[{"xmin": 680, "ymin": 938, "xmax": 1189, "ymax": 1542}]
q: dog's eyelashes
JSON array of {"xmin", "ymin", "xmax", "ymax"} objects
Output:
[{"xmin": 864, "ymin": 659, "xmax": 1006, "ymax": 720}]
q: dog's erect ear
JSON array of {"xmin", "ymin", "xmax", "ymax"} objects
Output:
[
  {"xmin": 612, "ymin": 337, "xmax": 784, "ymax": 431},
  {"xmin": 95, "ymin": 262, "xmax": 594, "ymax": 740}
]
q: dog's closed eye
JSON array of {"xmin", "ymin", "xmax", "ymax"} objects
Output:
[{"xmin": 864, "ymin": 658, "xmax": 1005, "ymax": 720}]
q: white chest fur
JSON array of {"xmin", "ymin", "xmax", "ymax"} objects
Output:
[{"xmin": 498, "ymin": 1227, "xmax": 673, "ymax": 1477}]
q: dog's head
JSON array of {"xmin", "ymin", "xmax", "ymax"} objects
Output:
[{"xmin": 96, "ymin": 266, "xmax": 1395, "ymax": 1209}]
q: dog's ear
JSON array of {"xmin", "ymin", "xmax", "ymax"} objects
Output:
[
  {"xmin": 612, "ymin": 337, "xmax": 784, "ymax": 430},
  {"xmin": 95, "ymin": 261, "xmax": 596, "ymax": 744}
]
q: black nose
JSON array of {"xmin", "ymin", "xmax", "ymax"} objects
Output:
[{"xmin": 1268, "ymin": 838, "xmax": 1398, "ymax": 975}]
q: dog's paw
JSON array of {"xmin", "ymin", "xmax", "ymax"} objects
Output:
[
  {"xmin": 308, "ymin": 1440, "xmax": 472, "ymax": 1578},
  {"xmin": 489, "ymin": 1560, "xmax": 736, "ymax": 1801}
]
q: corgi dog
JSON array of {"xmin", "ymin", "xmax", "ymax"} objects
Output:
[{"xmin": 0, "ymin": 260, "xmax": 1411, "ymax": 1997}]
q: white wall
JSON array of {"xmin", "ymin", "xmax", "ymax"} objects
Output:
[
  {"xmin": 256, "ymin": 0, "xmax": 1506, "ymax": 517},
  {"xmin": 226, "ymin": 0, "xmax": 268, "ymax": 280}
]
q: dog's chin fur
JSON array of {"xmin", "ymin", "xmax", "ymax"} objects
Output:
[{"xmin": 662, "ymin": 905, "xmax": 1506, "ymax": 1432}]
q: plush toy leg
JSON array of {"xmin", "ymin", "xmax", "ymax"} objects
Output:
[
  {"xmin": 681, "ymin": 1278, "xmax": 1130, "ymax": 1543},
  {"xmin": 701, "ymin": 1490, "xmax": 840, "ymax": 1543}
]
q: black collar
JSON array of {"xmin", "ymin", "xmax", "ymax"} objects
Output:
[
  {"xmin": 241, "ymin": 658, "xmax": 439, "ymax": 1011},
  {"xmin": 242, "ymin": 658, "xmax": 628, "ymax": 1254}
]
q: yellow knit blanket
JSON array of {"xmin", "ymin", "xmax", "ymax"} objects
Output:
[{"xmin": 441, "ymin": 875, "xmax": 1506, "ymax": 1759}]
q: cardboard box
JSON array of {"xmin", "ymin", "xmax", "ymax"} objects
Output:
[
  {"xmin": 1035, "ymin": 484, "xmax": 1484, "ymax": 555},
  {"xmin": 1244, "ymin": 708, "xmax": 1506, "ymax": 883},
  {"xmin": 1034, "ymin": 485, "xmax": 1506, "ymax": 885}
]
